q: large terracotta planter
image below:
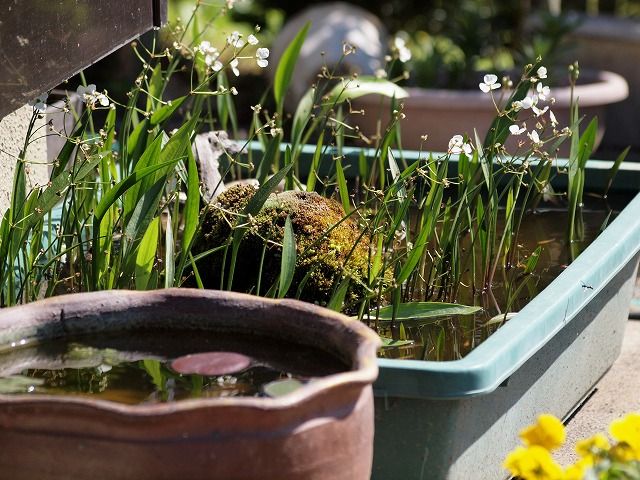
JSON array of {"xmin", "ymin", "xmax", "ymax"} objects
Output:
[
  {"xmin": 0, "ymin": 289, "xmax": 380, "ymax": 480},
  {"xmin": 355, "ymin": 69, "xmax": 628, "ymax": 155}
]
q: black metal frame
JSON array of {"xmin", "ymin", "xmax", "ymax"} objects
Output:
[{"xmin": 0, "ymin": 0, "xmax": 168, "ymax": 120}]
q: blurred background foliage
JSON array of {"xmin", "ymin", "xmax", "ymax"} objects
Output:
[{"xmin": 69, "ymin": 0, "xmax": 640, "ymax": 129}]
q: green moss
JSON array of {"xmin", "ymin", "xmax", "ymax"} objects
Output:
[{"xmin": 193, "ymin": 185, "xmax": 371, "ymax": 311}]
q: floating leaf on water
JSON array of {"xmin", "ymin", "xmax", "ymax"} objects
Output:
[
  {"xmin": 379, "ymin": 337, "xmax": 415, "ymax": 349},
  {"xmin": 171, "ymin": 352, "xmax": 252, "ymax": 376},
  {"xmin": 0, "ymin": 375, "xmax": 44, "ymax": 394},
  {"xmin": 374, "ymin": 302, "xmax": 482, "ymax": 322},
  {"xmin": 262, "ymin": 378, "xmax": 304, "ymax": 398}
]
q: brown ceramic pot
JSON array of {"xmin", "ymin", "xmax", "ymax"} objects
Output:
[
  {"xmin": 0, "ymin": 289, "xmax": 380, "ymax": 480},
  {"xmin": 354, "ymin": 69, "xmax": 628, "ymax": 156}
]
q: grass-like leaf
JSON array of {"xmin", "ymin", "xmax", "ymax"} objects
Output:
[
  {"xmin": 278, "ymin": 216, "xmax": 296, "ymax": 298},
  {"xmin": 374, "ymin": 302, "xmax": 482, "ymax": 321},
  {"xmin": 274, "ymin": 22, "xmax": 310, "ymax": 112},
  {"xmin": 150, "ymin": 96, "xmax": 186, "ymax": 126},
  {"xmin": 135, "ymin": 216, "xmax": 159, "ymax": 290}
]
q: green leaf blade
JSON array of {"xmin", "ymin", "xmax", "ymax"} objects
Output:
[{"xmin": 278, "ymin": 216, "xmax": 296, "ymax": 298}]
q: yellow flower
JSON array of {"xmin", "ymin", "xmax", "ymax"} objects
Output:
[
  {"xmin": 504, "ymin": 445, "xmax": 564, "ymax": 480},
  {"xmin": 563, "ymin": 458, "xmax": 592, "ymax": 480},
  {"xmin": 609, "ymin": 413, "xmax": 640, "ymax": 459},
  {"xmin": 609, "ymin": 442, "xmax": 637, "ymax": 463},
  {"xmin": 576, "ymin": 433, "xmax": 610, "ymax": 460},
  {"xmin": 521, "ymin": 414, "xmax": 566, "ymax": 451}
]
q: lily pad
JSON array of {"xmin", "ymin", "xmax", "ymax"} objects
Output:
[
  {"xmin": 0, "ymin": 375, "xmax": 44, "ymax": 394},
  {"xmin": 262, "ymin": 378, "xmax": 304, "ymax": 398},
  {"xmin": 171, "ymin": 352, "xmax": 252, "ymax": 376}
]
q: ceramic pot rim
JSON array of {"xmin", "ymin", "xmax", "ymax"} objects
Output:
[
  {"xmin": 360, "ymin": 69, "xmax": 628, "ymax": 109},
  {"xmin": 0, "ymin": 289, "xmax": 380, "ymax": 416}
]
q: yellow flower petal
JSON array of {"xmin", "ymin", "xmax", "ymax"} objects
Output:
[
  {"xmin": 610, "ymin": 442, "xmax": 637, "ymax": 462},
  {"xmin": 563, "ymin": 458, "xmax": 592, "ymax": 480},
  {"xmin": 504, "ymin": 446, "xmax": 564, "ymax": 480},
  {"xmin": 576, "ymin": 433, "xmax": 610, "ymax": 459},
  {"xmin": 521, "ymin": 414, "xmax": 566, "ymax": 451},
  {"xmin": 610, "ymin": 413, "xmax": 640, "ymax": 456}
]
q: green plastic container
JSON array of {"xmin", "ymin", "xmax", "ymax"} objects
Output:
[{"xmin": 247, "ymin": 143, "xmax": 640, "ymax": 479}]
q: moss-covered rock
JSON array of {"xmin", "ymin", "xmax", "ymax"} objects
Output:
[{"xmin": 193, "ymin": 185, "xmax": 371, "ymax": 310}]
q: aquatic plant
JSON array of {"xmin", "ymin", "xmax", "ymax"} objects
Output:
[{"xmin": 0, "ymin": 0, "xmax": 626, "ymax": 361}]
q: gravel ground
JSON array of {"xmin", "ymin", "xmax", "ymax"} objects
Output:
[{"xmin": 555, "ymin": 276, "xmax": 640, "ymax": 465}]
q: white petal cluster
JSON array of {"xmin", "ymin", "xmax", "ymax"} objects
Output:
[
  {"xmin": 230, "ymin": 58, "xmax": 240, "ymax": 76},
  {"xmin": 537, "ymin": 66, "xmax": 547, "ymax": 80},
  {"xmin": 393, "ymin": 36, "xmax": 412, "ymax": 63},
  {"xmin": 29, "ymin": 93, "xmax": 48, "ymax": 113},
  {"xmin": 256, "ymin": 47, "xmax": 269, "ymax": 68},
  {"xmin": 448, "ymin": 135, "xmax": 473, "ymax": 156},
  {"xmin": 227, "ymin": 31, "xmax": 245, "ymax": 48},
  {"xmin": 479, "ymin": 74, "xmax": 501, "ymax": 93},
  {"xmin": 77, "ymin": 84, "xmax": 109, "ymax": 107},
  {"xmin": 527, "ymin": 130, "xmax": 542, "ymax": 146},
  {"xmin": 536, "ymin": 82, "xmax": 551, "ymax": 101},
  {"xmin": 509, "ymin": 123, "xmax": 526, "ymax": 136},
  {"xmin": 197, "ymin": 41, "xmax": 221, "ymax": 68}
]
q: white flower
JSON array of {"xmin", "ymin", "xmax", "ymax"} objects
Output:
[
  {"xmin": 212, "ymin": 61, "xmax": 224, "ymax": 72},
  {"xmin": 536, "ymin": 82, "xmax": 551, "ymax": 101},
  {"xmin": 230, "ymin": 87, "xmax": 238, "ymax": 95},
  {"xmin": 77, "ymin": 84, "xmax": 96, "ymax": 98},
  {"xmin": 479, "ymin": 74, "xmax": 501, "ymax": 93},
  {"xmin": 532, "ymin": 104, "xmax": 548, "ymax": 117},
  {"xmin": 230, "ymin": 58, "xmax": 240, "ymax": 76},
  {"xmin": 204, "ymin": 54, "xmax": 216, "ymax": 66},
  {"xmin": 393, "ymin": 36, "xmax": 412, "ymax": 63},
  {"xmin": 549, "ymin": 110, "xmax": 558, "ymax": 127},
  {"xmin": 226, "ymin": 0, "xmax": 235, "ymax": 9},
  {"xmin": 528, "ymin": 130, "xmax": 541, "ymax": 145},
  {"xmin": 227, "ymin": 31, "xmax": 244, "ymax": 48},
  {"xmin": 248, "ymin": 34, "xmax": 259, "ymax": 46},
  {"xmin": 95, "ymin": 93, "xmax": 109, "ymax": 107},
  {"xmin": 197, "ymin": 41, "xmax": 212, "ymax": 54},
  {"xmin": 448, "ymin": 134, "xmax": 473, "ymax": 155},
  {"xmin": 513, "ymin": 95, "xmax": 536, "ymax": 111},
  {"xmin": 256, "ymin": 47, "xmax": 269, "ymax": 68},
  {"xmin": 29, "ymin": 93, "xmax": 48, "ymax": 113},
  {"xmin": 374, "ymin": 68, "xmax": 387, "ymax": 79},
  {"xmin": 77, "ymin": 84, "xmax": 110, "ymax": 107},
  {"xmin": 537, "ymin": 66, "xmax": 548, "ymax": 79},
  {"xmin": 509, "ymin": 123, "xmax": 526, "ymax": 136}
]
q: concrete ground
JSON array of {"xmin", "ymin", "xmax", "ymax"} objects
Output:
[{"xmin": 555, "ymin": 276, "xmax": 640, "ymax": 465}]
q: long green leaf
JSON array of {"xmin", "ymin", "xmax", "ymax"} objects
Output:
[
  {"xmin": 278, "ymin": 216, "xmax": 296, "ymax": 298},
  {"xmin": 180, "ymin": 147, "xmax": 200, "ymax": 262},
  {"xmin": 150, "ymin": 96, "xmax": 187, "ymax": 125},
  {"xmin": 274, "ymin": 22, "xmax": 310, "ymax": 112},
  {"xmin": 335, "ymin": 157, "xmax": 350, "ymax": 213},
  {"xmin": 135, "ymin": 216, "xmax": 160, "ymax": 290},
  {"xmin": 165, "ymin": 210, "xmax": 174, "ymax": 289},
  {"xmin": 604, "ymin": 146, "xmax": 630, "ymax": 196},
  {"xmin": 306, "ymin": 131, "xmax": 324, "ymax": 192},
  {"xmin": 327, "ymin": 276, "xmax": 350, "ymax": 312},
  {"xmin": 374, "ymin": 302, "xmax": 482, "ymax": 321}
]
